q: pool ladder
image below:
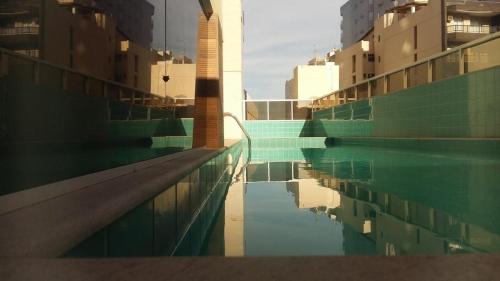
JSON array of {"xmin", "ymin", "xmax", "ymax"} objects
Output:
[{"xmin": 224, "ymin": 112, "xmax": 251, "ymax": 180}]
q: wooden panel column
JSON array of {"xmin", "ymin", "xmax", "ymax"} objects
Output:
[{"xmin": 192, "ymin": 12, "xmax": 224, "ymax": 149}]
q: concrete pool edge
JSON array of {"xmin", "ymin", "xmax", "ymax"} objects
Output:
[
  {"xmin": 0, "ymin": 141, "xmax": 242, "ymax": 258},
  {"xmin": 1, "ymin": 254, "xmax": 499, "ymax": 281}
]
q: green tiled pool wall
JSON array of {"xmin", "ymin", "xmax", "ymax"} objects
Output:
[
  {"xmin": 245, "ymin": 137, "xmax": 327, "ymax": 149},
  {"xmin": 243, "ymin": 121, "xmax": 315, "ymax": 138},
  {"xmin": 331, "ymin": 138, "xmax": 500, "ymax": 158},
  {"xmin": 313, "ymin": 66, "xmax": 500, "ymax": 138},
  {"xmin": 106, "ymin": 118, "xmax": 193, "ymax": 141},
  {"xmin": 152, "ymin": 136, "xmax": 193, "ymax": 149}
]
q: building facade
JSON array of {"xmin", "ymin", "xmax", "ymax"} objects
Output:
[
  {"xmin": 286, "ymin": 57, "xmax": 340, "ymax": 100},
  {"xmin": 329, "ymin": 31, "xmax": 375, "ymax": 89},
  {"xmin": 334, "ymin": 0, "xmax": 500, "ymax": 88},
  {"xmin": 58, "ymin": 0, "xmax": 154, "ymax": 49}
]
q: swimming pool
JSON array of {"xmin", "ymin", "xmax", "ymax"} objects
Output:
[
  {"xmin": 64, "ymin": 142, "xmax": 500, "ymax": 257},
  {"xmin": 202, "ymin": 145, "xmax": 500, "ymax": 256}
]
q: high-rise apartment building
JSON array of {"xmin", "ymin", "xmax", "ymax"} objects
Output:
[{"xmin": 340, "ymin": 0, "xmax": 395, "ymax": 47}]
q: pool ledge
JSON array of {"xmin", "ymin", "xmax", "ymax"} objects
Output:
[
  {"xmin": 1, "ymin": 255, "xmax": 499, "ymax": 281},
  {"xmin": 0, "ymin": 142, "xmax": 239, "ymax": 258}
]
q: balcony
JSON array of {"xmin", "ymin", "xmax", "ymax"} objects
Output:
[
  {"xmin": 0, "ymin": 26, "xmax": 39, "ymax": 35},
  {"xmin": 447, "ymin": 25, "xmax": 499, "ymax": 45},
  {"xmin": 0, "ymin": 26, "xmax": 39, "ymax": 49}
]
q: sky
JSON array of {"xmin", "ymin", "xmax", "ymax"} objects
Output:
[
  {"xmin": 147, "ymin": 0, "xmax": 347, "ymax": 100},
  {"xmin": 243, "ymin": 0, "xmax": 347, "ymax": 100}
]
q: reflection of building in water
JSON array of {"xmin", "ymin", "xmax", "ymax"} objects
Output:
[
  {"xmin": 150, "ymin": 54, "xmax": 196, "ymax": 99},
  {"xmin": 271, "ymin": 157, "xmax": 500, "ymax": 256},
  {"xmin": 0, "ymin": 0, "xmax": 118, "ymax": 80},
  {"xmin": 287, "ymin": 181, "xmax": 340, "ymax": 211},
  {"xmin": 224, "ymin": 165, "xmax": 244, "ymax": 256},
  {"xmin": 325, "ymin": 179, "xmax": 500, "ymax": 256},
  {"xmin": 57, "ymin": 0, "xmax": 154, "ymax": 49}
]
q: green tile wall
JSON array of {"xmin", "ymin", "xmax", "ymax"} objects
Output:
[
  {"xmin": 313, "ymin": 66, "xmax": 500, "ymax": 138},
  {"xmin": 152, "ymin": 136, "xmax": 193, "ymax": 148},
  {"xmin": 245, "ymin": 137, "xmax": 327, "ymax": 149},
  {"xmin": 243, "ymin": 120, "xmax": 314, "ymax": 138}
]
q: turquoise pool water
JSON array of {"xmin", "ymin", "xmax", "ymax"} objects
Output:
[
  {"xmin": 63, "ymin": 144, "xmax": 500, "ymax": 257},
  {"xmin": 202, "ymin": 146, "xmax": 500, "ymax": 256}
]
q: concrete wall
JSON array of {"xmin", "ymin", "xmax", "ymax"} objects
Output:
[{"xmin": 219, "ymin": 0, "xmax": 244, "ymax": 140}]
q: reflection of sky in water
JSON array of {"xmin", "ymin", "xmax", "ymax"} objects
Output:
[
  {"xmin": 150, "ymin": 0, "xmax": 200, "ymax": 60},
  {"xmin": 244, "ymin": 182, "xmax": 373, "ymax": 256}
]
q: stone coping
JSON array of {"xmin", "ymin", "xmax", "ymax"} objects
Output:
[
  {"xmin": 1, "ymin": 255, "xmax": 499, "ymax": 281},
  {"xmin": 0, "ymin": 142, "xmax": 239, "ymax": 258}
]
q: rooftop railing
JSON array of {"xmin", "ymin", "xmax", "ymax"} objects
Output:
[
  {"xmin": 0, "ymin": 46, "xmax": 175, "ymax": 109},
  {"xmin": 313, "ymin": 31, "xmax": 500, "ymax": 111},
  {"xmin": 0, "ymin": 26, "xmax": 40, "ymax": 36}
]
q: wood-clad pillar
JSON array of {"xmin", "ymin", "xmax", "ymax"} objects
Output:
[{"xmin": 192, "ymin": 12, "xmax": 224, "ymax": 149}]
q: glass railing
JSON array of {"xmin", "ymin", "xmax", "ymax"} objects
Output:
[
  {"xmin": 314, "ymin": 32, "xmax": 500, "ymax": 110},
  {"xmin": 0, "ymin": 47, "xmax": 175, "ymax": 109},
  {"xmin": 244, "ymin": 99, "xmax": 314, "ymax": 121}
]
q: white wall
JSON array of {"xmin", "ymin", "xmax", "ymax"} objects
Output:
[
  {"xmin": 294, "ymin": 62, "xmax": 339, "ymax": 100},
  {"xmin": 212, "ymin": 0, "xmax": 244, "ymax": 140}
]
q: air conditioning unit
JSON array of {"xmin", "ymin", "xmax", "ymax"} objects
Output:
[{"xmin": 447, "ymin": 15, "xmax": 453, "ymax": 22}]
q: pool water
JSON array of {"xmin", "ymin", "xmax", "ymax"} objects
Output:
[{"xmin": 202, "ymin": 146, "xmax": 500, "ymax": 256}]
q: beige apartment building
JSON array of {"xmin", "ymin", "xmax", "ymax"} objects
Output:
[
  {"xmin": 332, "ymin": 0, "xmax": 500, "ymax": 89},
  {"xmin": 328, "ymin": 31, "xmax": 375, "ymax": 89},
  {"xmin": 151, "ymin": 55, "xmax": 196, "ymax": 100},
  {"xmin": 286, "ymin": 57, "xmax": 340, "ymax": 100},
  {"xmin": 0, "ymin": 0, "xmax": 118, "ymax": 80}
]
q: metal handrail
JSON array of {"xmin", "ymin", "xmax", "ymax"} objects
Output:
[
  {"xmin": 447, "ymin": 25, "xmax": 498, "ymax": 34},
  {"xmin": 224, "ymin": 112, "xmax": 252, "ymax": 182},
  {"xmin": 313, "ymin": 31, "xmax": 500, "ymax": 111}
]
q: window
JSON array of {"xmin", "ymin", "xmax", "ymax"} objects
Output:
[
  {"xmin": 352, "ymin": 75, "xmax": 356, "ymax": 84},
  {"xmin": 69, "ymin": 26, "xmax": 74, "ymax": 51},
  {"xmin": 378, "ymin": 56, "xmax": 381, "ymax": 63},
  {"xmin": 414, "ymin": 26, "xmax": 418, "ymax": 49},
  {"xmin": 414, "ymin": 53, "xmax": 418, "ymax": 62},
  {"xmin": 352, "ymin": 55, "xmax": 356, "ymax": 72},
  {"xmin": 368, "ymin": 54, "xmax": 375, "ymax": 62},
  {"xmin": 134, "ymin": 75, "xmax": 138, "ymax": 88},
  {"xmin": 134, "ymin": 55, "xmax": 139, "ymax": 73},
  {"xmin": 378, "ymin": 35, "xmax": 381, "ymax": 42}
]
